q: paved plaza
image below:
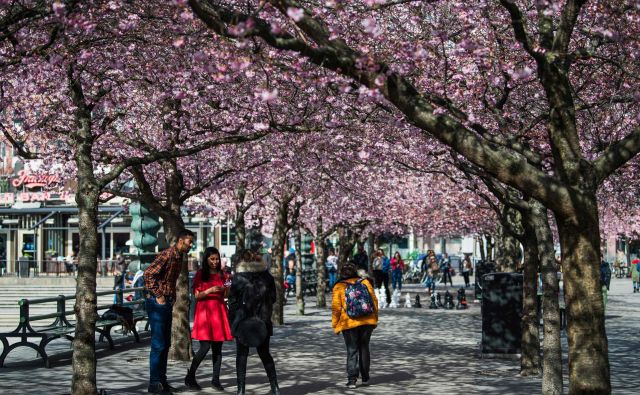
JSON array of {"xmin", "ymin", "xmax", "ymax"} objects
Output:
[{"xmin": 0, "ymin": 276, "xmax": 639, "ymax": 394}]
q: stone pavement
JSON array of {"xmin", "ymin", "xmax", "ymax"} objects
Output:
[{"xmin": 0, "ymin": 275, "xmax": 639, "ymax": 394}]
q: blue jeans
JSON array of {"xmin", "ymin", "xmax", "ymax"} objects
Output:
[
  {"xmin": 328, "ymin": 271, "xmax": 337, "ymax": 289},
  {"xmin": 392, "ymin": 270, "xmax": 403, "ymax": 291},
  {"xmin": 146, "ymin": 297, "xmax": 173, "ymax": 385}
]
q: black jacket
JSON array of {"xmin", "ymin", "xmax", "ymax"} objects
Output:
[
  {"xmin": 353, "ymin": 252, "xmax": 369, "ymax": 272},
  {"xmin": 228, "ymin": 259, "xmax": 276, "ymax": 338}
]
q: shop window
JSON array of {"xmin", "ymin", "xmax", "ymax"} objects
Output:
[{"xmin": 221, "ymin": 222, "xmax": 236, "ymax": 246}]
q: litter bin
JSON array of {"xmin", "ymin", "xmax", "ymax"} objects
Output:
[
  {"xmin": 18, "ymin": 257, "xmax": 30, "ymax": 278},
  {"xmin": 481, "ymin": 272, "xmax": 523, "ymax": 355}
]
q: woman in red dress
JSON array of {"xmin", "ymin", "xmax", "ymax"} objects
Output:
[{"xmin": 185, "ymin": 247, "xmax": 233, "ymax": 391}]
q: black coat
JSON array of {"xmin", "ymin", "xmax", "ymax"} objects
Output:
[{"xmin": 228, "ymin": 259, "xmax": 276, "ymax": 338}]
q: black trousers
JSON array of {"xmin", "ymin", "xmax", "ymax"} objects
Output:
[
  {"xmin": 442, "ymin": 270, "xmax": 453, "ymax": 286},
  {"xmin": 189, "ymin": 340, "xmax": 223, "ymax": 382},
  {"xmin": 462, "ymin": 271, "xmax": 470, "ymax": 286},
  {"xmin": 342, "ymin": 325, "xmax": 374, "ymax": 382},
  {"xmin": 236, "ymin": 336, "xmax": 277, "ymax": 384},
  {"xmin": 373, "ymin": 270, "xmax": 391, "ymax": 303}
]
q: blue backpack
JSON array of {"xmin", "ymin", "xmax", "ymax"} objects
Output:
[{"xmin": 343, "ymin": 279, "xmax": 375, "ymax": 318}]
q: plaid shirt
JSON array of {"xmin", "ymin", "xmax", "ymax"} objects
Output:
[{"xmin": 143, "ymin": 246, "xmax": 182, "ymax": 299}]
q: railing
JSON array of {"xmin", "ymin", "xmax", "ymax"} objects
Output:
[{"xmin": 0, "ymin": 259, "xmax": 129, "ymax": 277}]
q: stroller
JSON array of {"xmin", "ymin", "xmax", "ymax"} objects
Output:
[{"xmin": 403, "ymin": 264, "xmax": 422, "ymax": 284}]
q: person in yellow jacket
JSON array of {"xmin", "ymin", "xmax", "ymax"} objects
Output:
[{"xmin": 332, "ymin": 262, "xmax": 378, "ymax": 389}]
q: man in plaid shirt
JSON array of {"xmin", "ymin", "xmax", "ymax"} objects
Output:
[{"xmin": 144, "ymin": 229, "xmax": 194, "ymax": 394}]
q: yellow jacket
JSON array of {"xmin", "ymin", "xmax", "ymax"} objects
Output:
[{"xmin": 331, "ymin": 277, "xmax": 378, "ymax": 334}]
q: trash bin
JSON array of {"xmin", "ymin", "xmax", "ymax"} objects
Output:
[
  {"xmin": 481, "ymin": 272, "xmax": 523, "ymax": 355},
  {"xmin": 18, "ymin": 257, "xmax": 30, "ymax": 278}
]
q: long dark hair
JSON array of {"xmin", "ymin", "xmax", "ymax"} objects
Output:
[{"xmin": 201, "ymin": 247, "xmax": 221, "ymax": 282}]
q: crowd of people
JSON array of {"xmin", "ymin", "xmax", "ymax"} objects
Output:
[
  {"xmin": 141, "ymin": 233, "xmax": 383, "ymax": 394},
  {"xmin": 142, "ymin": 236, "xmax": 479, "ymax": 394}
]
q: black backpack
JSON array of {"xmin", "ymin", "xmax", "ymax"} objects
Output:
[{"xmin": 101, "ymin": 304, "xmax": 134, "ymax": 333}]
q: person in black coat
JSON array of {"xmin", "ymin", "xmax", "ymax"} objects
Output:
[{"xmin": 228, "ymin": 249, "xmax": 279, "ymax": 395}]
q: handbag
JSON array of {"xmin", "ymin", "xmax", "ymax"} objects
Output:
[
  {"xmin": 235, "ymin": 316, "xmax": 268, "ymax": 347},
  {"xmin": 233, "ymin": 284, "xmax": 268, "ymax": 347}
]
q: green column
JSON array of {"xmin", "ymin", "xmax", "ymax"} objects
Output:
[{"xmin": 127, "ymin": 202, "xmax": 161, "ymax": 272}]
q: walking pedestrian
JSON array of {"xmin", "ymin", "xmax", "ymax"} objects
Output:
[
  {"xmin": 143, "ymin": 229, "xmax": 195, "ymax": 394},
  {"xmin": 391, "ymin": 252, "xmax": 404, "ymax": 291},
  {"xmin": 228, "ymin": 246, "xmax": 280, "ymax": 395},
  {"xmin": 632, "ymin": 258, "xmax": 640, "ymax": 293},
  {"xmin": 326, "ymin": 249, "xmax": 338, "ymax": 290},
  {"xmin": 600, "ymin": 259, "xmax": 612, "ymax": 312},
  {"xmin": 440, "ymin": 253, "xmax": 453, "ymax": 287},
  {"xmin": 332, "ymin": 262, "xmax": 378, "ymax": 389},
  {"xmin": 462, "ymin": 255, "xmax": 472, "ymax": 287},
  {"xmin": 285, "ymin": 259, "xmax": 296, "ymax": 297},
  {"xmin": 184, "ymin": 247, "xmax": 233, "ymax": 391}
]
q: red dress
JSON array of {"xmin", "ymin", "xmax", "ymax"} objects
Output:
[{"xmin": 191, "ymin": 270, "xmax": 233, "ymax": 341}]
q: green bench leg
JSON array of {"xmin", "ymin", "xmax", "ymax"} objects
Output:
[{"xmin": 0, "ymin": 339, "xmax": 49, "ymax": 368}]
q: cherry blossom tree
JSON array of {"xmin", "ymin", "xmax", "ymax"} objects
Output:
[{"xmin": 187, "ymin": 1, "xmax": 640, "ymax": 391}]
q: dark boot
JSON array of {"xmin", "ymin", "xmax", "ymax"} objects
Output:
[
  {"xmin": 236, "ymin": 381, "xmax": 245, "ymax": 395},
  {"xmin": 211, "ymin": 379, "xmax": 224, "ymax": 391},
  {"xmin": 269, "ymin": 377, "xmax": 281, "ymax": 395},
  {"xmin": 184, "ymin": 369, "xmax": 202, "ymax": 391}
]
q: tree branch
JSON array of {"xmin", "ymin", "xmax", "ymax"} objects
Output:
[
  {"xmin": 553, "ymin": 0, "xmax": 587, "ymax": 56},
  {"xmin": 97, "ymin": 131, "xmax": 268, "ymax": 189},
  {"xmin": 498, "ymin": 0, "xmax": 544, "ymax": 62},
  {"xmin": 593, "ymin": 127, "xmax": 640, "ymax": 185}
]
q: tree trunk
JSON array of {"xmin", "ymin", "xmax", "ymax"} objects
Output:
[
  {"xmin": 70, "ymin": 76, "xmax": 100, "ymax": 395},
  {"xmin": 557, "ymin": 196, "xmax": 610, "ymax": 394},
  {"xmin": 367, "ymin": 233, "xmax": 375, "ymax": 274},
  {"xmin": 235, "ymin": 209, "xmax": 246, "ymax": 251},
  {"xmin": 495, "ymin": 224, "xmax": 519, "ymax": 272},
  {"xmin": 163, "ymin": 213, "xmax": 193, "ymax": 362},
  {"xmin": 530, "ymin": 201, "xmax": 563, "ymax": 394},
  {"xmin": 235, "ymin": 184, "xmax": 247, "ymax": 251},
  {"xmin": 486, "ymin": 234, "xmax": 494, "ymax": 261},
  {"xmin": 520, "ymin": 219, "xmax": 542, "ymax": 377},
  {"xmin": 294, "ymin": 226, "xmax": 305, "ymax": 315},
  {"xmin": 478, "ymin": 235, "xmax": 486, "ymax": 261},
  {"xmin": 72, "ymin": 170, "xmax": 100, "ymax": 394},
  {"xmin": 270, "ymin": 199, "xmax": 289, "ymax": 325},
  {"xmin": 315, "ymin": 217, "xmax": 327, "ymax": 307}
]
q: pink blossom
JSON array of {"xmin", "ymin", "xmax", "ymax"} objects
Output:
[
  {"xmin": 258, "ymin": 88, "xmax": 279, "ymax": 102},
  {"xmin": 52, "ymin": 2, "xmax": 65, "ymax": 18},
  {"xmin": 286, "ymin": 8, "xmax": 305, "ymax": 22},
  {"xmin": 173, "ymin": 37, "xmax": 185, "ymax": 47},
  {"xmin": 361, "ymin": 18, "xmax": 381, "ymax": 38}
]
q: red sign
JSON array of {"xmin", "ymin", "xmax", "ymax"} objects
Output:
[{"xmin": 12, "ymin": 170, "xmax": 61, "ymax": 189}]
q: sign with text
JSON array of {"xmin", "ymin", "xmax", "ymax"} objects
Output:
[
  {"xmin": 11, "ymin": 170, "xmax": 61, "ymax": 189},
  {"xmin": 0, "ymin": 191, "xmax": 74, "ymax": 205}
]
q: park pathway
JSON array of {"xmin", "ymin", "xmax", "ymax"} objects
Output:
[{"xmin": 0, "ymin": 276, "xmax": 638, "ymax": 394}]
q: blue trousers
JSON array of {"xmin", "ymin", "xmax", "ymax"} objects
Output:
[
  {"xmin": 328, "ymin": 271, "xmax": 337, "ymax": 289},
  {"xmin": 392, "ymin": 270, "xmax": 403, "ymax": 291},
  {"xmin": 146, "ymin": 297, "xmax": 173, "ymax": 385}
]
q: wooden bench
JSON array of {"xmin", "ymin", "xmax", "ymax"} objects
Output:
[{"xmin": 0, "ymin": 287, "xmax": 148, "ymax": 368}]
